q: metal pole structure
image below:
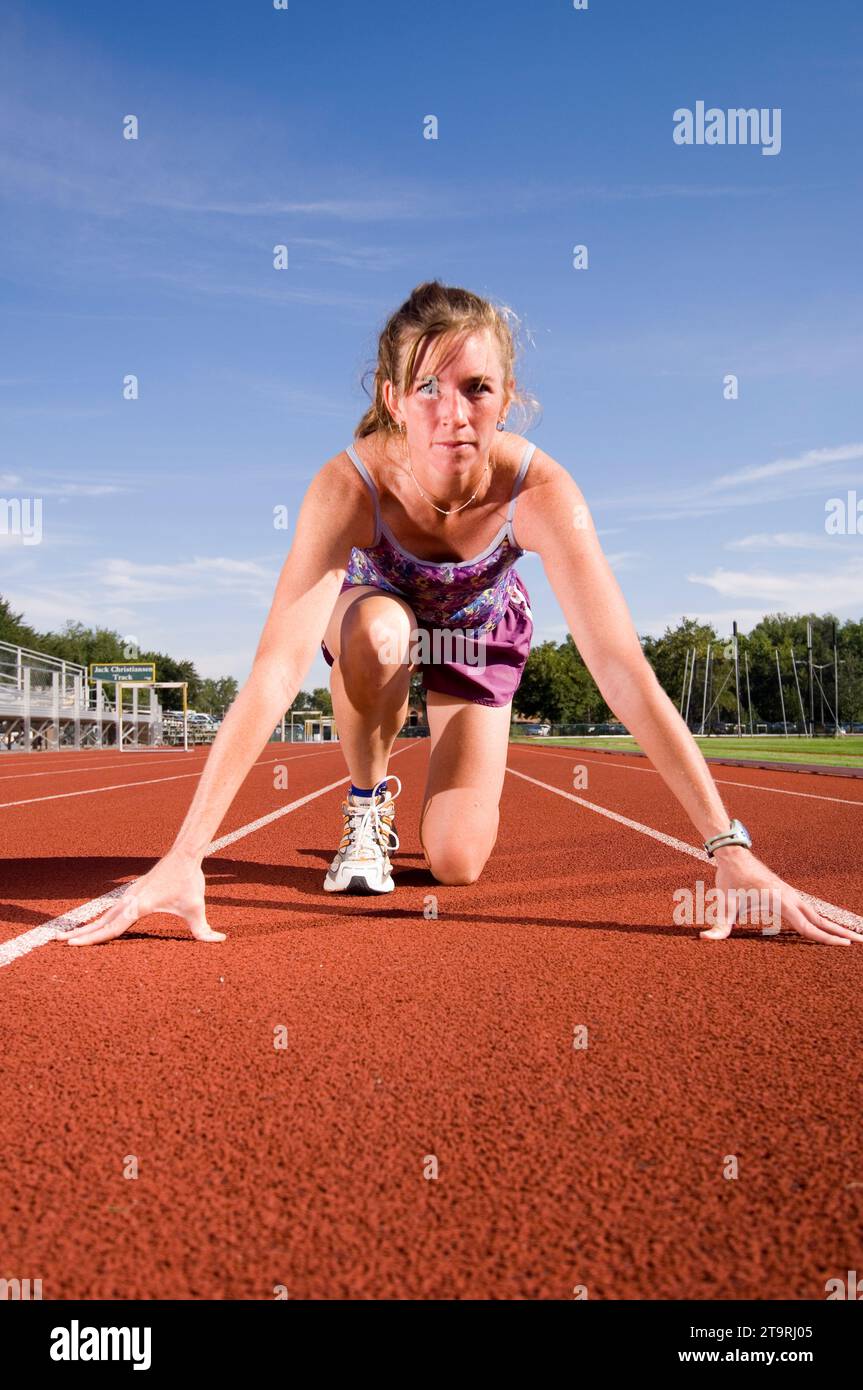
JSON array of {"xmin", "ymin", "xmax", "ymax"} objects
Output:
[
  {"xmin": 684, "ymin": 652, "xmax": 696, "ymax": 727},
  {"xmin": 23, "ymin": 666, "xmax": 31, "ymax": 752},
  {"xmin": 807, "ymin": 620, "xmax": 815, "ymax": 736},
  {"xmin": 775, "ymin": 648, "xmax": 788, "ymax": 736},
  {"xmin": 679, "ymin": 647, "xmax": 691, "ymax": 716},
  {"xmin": 688, "ymin": 648, "xmax": 697, "ymax": 720},
  {"xmin": 833, "ymin": 621, "xmax": 840, "ymax": 736},
  {"xmin": 791, "ymin": 648, "xmax": 808, "ymax": 736},
  {"xmin": 744, "ymin": 649, "xmax": 754, "ymax": 735},
  {"xmin": 732, "ymin": 621, "xmax": 742, "ymax": 737},
  {"xmin": 699, "ymin": 643, "xmax": 712, "ymax": 735}
]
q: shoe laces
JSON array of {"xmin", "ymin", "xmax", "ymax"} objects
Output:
[{"xmin": 338, "ymin": 774, "xmax": 401, "ymax": 859}]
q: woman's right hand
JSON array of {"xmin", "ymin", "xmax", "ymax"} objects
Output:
[{"xmin": 63, "ymin": 852, "xmax": 226, "ymax": 946}]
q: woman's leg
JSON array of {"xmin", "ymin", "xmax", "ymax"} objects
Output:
[
  {"xmin": 419, "ymin": 692, "xmax": 513, "ymax": 885},
  {"xmin": 322, "ymin": 585, "xmax": 419, "ymax": 787}
]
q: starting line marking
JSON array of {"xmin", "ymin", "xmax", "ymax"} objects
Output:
[
  {"xmin": 0, "ymin": 752, "xmax": 207, "ymax": 784},
  {"xmin": 4, "ymin": 740, "xmax": 858, "ymax": 969},
  {"xmin": 517, "ymin": 747, "xmax": 863, "ymax": 807},
  {"xmin": 0, "ymin": 748, "xmax": 333, "ymax": 811},
  {"xmin": 0, "ymin": 745, "xmax": 417, "ymax": 970},
  {"xmin": 506, "ymin": 765, "xmax": 863, "ymax": 934}
]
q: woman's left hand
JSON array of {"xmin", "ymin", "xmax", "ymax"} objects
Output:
[{"xmin": 702, "ymin": 848, "xmax": 863, "ymax": 945}]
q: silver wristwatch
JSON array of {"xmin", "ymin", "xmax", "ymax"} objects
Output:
[{"xmin": 704, "ymin": 818, "xmax": 752, "ymax": 858}]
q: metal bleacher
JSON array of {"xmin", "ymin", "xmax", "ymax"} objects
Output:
[{"xmin": 0, "ymin": 639, "xmax": 166, "ymax": 752}]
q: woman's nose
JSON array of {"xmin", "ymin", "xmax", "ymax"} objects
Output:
[{"xmin": 439, "ymin": 390, "xmax": 469, "ymax": 419}]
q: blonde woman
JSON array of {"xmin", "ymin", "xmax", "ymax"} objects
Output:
[{"xmin": 67, "ymin": 282, "xmax": 859, "ymax": 946}]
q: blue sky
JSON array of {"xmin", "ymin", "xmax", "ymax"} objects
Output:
[{"xmin": 1, "ymin": 0, "xmax": 861, "ymax": 686}]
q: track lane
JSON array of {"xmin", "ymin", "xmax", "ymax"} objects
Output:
[
  {"xmin": 1, "ymin": 737, "xmax": 860, "ymax": 1299},
  {"xmin": 0, "ymin": 744, "xmax": 359, "ymax": 947}
]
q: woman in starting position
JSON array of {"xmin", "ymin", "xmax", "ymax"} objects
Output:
[{"xmin": 67, "ymin": 282, "xmax": 858, "ymax": 947}]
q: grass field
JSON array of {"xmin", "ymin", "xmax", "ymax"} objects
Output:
[{"xmin": 508, "ymin": 734, "xmax": 863, "ymax": 769}]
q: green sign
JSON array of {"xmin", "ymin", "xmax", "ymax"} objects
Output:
[{"xmin": 89, "ymin": 663, "xmax": 156, "ymax": 683}]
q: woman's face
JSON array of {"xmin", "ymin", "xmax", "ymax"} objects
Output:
[{"xmin": 385, "ymin": 329, "xmax": 513, "ymax": 479}]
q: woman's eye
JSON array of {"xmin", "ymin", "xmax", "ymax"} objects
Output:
[{"xmin": 417, "ymin": 379, "xmax": 490, "ymax": 395}]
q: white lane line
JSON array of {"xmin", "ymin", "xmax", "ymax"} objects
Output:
[
  {"xmin": 515, "ymin": 748, "xmax": 863, "ymax": 807},
  {"xmin": 0, "ymin": 751, "xmax": 199, "ymax": 772},
  {"xmin": 0, "ymin": 738, "xmax": 327, "ymax": 773},
  {"xmin": 1, "ymin": 771, "xmax": 211, "ymax": 809},
  {"xmin": 0, "ymin": 747, "xmax": 335, "ymax": 810},
  {"xmin": 0, "ymin": 745, "xmax": 418, "ymax": 969},
  {"xmin": 0, "ymin": 754, "xmax": 206, "ymax": 783},
  {"xmin": 0, "ymin": 740, "xmax": 345, "ymax": 783},
  {"xmin": 506, "ymin": 765, "xmax": 863, "ymax": 934}
]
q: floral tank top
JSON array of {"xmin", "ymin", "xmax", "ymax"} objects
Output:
[{"xmin": 342, "ymin": 439, "xmax": 536, "ymax": 635}]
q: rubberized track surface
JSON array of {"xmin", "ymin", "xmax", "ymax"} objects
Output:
[{"xmin": 1, "ymin": 740, "xmax": 861, "ymax": 1299}]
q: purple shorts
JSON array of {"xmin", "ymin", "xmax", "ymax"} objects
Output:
[{"xmin": 321, "ymin": 571, "xmax": 534, "ymax": 708}]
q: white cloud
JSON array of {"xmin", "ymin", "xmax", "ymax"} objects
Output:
[
  {"xmin": 725, "ymin": 531, "xmax": 838, "ymax": 551},
  {"xmin": 96, "ymin": 556, "xmax": 277, "ymax": 604},
  {"xmin": 688, "ymin": 562, "xmax": 863, "ymax": 608},
  {"xmin": 42, "ymin": 480, "xmax": 129, "ymax": 497},
  {"xmin": 713, "ymin": 443, "xmax": 863, "ymax": 489},
  {"xmin": 596, "ymin": 443, "xmax": 863, "ymax": 521},
  {"xmin": 1, "ymin": 585, "xmax": 137, "ymax": 633},
  {"xmin": 604, "ymin": 550, "xmax": 643, "ymax": 571}
]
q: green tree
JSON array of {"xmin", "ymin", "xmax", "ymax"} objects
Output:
[
  {"xmin": 642, "ymin": 618, "xmax": 719, "ymax": 711},
  {"xmin": 196, "ymin": 676, "xmax": 239, "ymax": 717},
  {"xmin": 514, "ymin": 638, "xmax": 611, "ymax": 723},
  {"xmin": 309, "ymin": 687, "xmax": 333, "ymax": 717},
  {"xmin": 0, "ymin": 595, "xmax": 40, "ymax": 648}
]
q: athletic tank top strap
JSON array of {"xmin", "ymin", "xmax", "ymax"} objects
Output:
[
  {"xmin": 506, "ymin": 440, "xmax": 537, "ymax": 527},
  {"xmin": 345, "ymin": 438, "xmax": 536, "ymax": 547},
  {"xmin": 344, "ymin": 443, "xmax": 382, "ymax": 544}
]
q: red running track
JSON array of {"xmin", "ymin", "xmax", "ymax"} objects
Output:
[{"xmin": 0, "ymin": 740, "xmax": 861, "ymax": 1299}]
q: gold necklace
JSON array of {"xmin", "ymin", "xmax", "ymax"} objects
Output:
[{"xmin": 399, "ymin": 424, "xmax": 496, "ymax": 517}]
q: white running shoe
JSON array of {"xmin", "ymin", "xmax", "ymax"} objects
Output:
[{"xmin": 323, "ymin": 774, "xmax": 402, "ymax": 894}]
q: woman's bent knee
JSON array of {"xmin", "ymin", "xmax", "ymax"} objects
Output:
[
  {"xmin": 342, "ymin": 597, "xmax": 416, "ymax": 672},
  {"xmin": 422, "ymin": 838, "xmax": 490, "ymax": 885},
  {"xmin": 420, "ymin": 801, "xmax": 498, "ymax": 885}
]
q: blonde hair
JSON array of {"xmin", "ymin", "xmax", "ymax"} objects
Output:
[{"xmin": 355, "ymin": 280, "xmax": 541, "ymax": 439}]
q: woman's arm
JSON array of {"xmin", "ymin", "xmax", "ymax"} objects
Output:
[
  {"xmin": 65, "ymin": 452, "xmax": 372, "ymax": 945},
  {"xmin": 517, "ymin": 447, "xmax": 860, "ymax": 946},
  {"xmin": 170, "ymin": 454, "xmax": 369, "ymax": 862}
]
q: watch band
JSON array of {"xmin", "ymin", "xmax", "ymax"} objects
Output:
[{"xmin": 704, "ymin": 818, "xmax": 752, "ymax": 858}]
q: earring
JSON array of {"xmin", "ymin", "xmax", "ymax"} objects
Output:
[{"xmin": 496, "ymin": 419, "xmax": 506, "ymax": 431}]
